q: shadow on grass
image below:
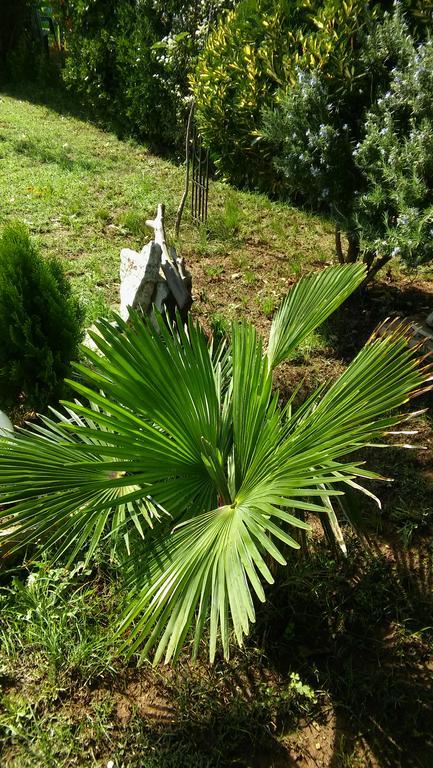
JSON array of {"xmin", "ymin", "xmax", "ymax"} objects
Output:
[
  {"xmin": 1, "ymin": 79, "xmax": 180, "ymax": 160},
  {"xmin": 1, "ymin": 79, "xmax": 100, "ymax": 129}
]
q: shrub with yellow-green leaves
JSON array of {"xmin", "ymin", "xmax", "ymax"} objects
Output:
[{"xmin": 191, "ymin": 0, "xmax": 379, "ymax": 187}]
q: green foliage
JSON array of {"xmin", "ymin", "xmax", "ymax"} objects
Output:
[
  {"xmin": 0, "ymin": 223, "xmax": 84, "ymax": 414},
  {"xmin": 60, "ymin": 0, "xmax": 235, "ymax": 149},
  {"xmin": 60, "ymin": 1, "xmax": 166, "ymax": 145},
  {"xmin": 0, "ymin": 263, "xmax": 431, "ymax": 663},
  {"xmin": 192, "ymin": 0, "xmax": 378, "ymax": 186},
  {"xmin": 261, "ymin": 6, "xmax": 433, "ymax": 273},
  {"xmin": 354, "ymin": 36, "xmax": 433, "ymax": 269},
  {"xmin": 0, "ymin": 560, "xmax": 116, "ymax": 685}
]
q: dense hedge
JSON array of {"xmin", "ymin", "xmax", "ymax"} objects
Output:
[
  {"xmin": 191, "ymin": 0, "xmax": 380, "ymax": 187},
  {"xmin": 56, "ymin": 0, "xmax": 236, "ymax": 150},
  {"xmin": 192, "ymin": 0, "xmax": 433, "ymax": 188}
]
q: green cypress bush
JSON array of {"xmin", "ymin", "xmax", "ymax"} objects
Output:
[{"xmin": 0, "ymin": 222, "xmax": 84, "ymax": 414}]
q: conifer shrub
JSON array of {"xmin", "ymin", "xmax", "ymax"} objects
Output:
[{"xmin": 0, "ymin": 222, "xmax": 84, "ymax": 414}]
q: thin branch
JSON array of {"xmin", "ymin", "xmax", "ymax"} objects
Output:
[
  {"xmin": 364, "ymin": 252, "xmax": 393, "ymax": 283},
  {"xmin": 335, "ymin": 224, "xmax": 344, "ymax": 264},
  {"xmin": 175, "ymin": 101, "xmax": 195, "ymax": 238}
]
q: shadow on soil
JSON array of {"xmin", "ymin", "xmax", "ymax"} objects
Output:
[
  {"xmin": 114, "ymin": 493, "xmax": 433, "ymax": 767},
  {"xmin": 324, "ymin": 279, "xmax": 433, "ymax": 361},
  {"xmin": 256, "ymin": 532, "xmax": 433, "ymax": 768}
]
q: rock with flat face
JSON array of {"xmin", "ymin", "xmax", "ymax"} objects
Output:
[
  {"xmin": 119, "ymin": 241, "xmax": 163, "ymax": 322},
  {"xmin": 0, "ymin": 410, "xmax": 13, "ymax": 433}
]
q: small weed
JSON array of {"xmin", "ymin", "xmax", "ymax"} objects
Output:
[
  {"xmin": 259, "ymin": 295, "xmax": 276, "ymax": 317},
  {"xmin": 394, "ymin": 504, "xmax": 431, "ymax": 546},
  {"xmin": 206, "ymin": 192, "xmax": 243, "ymax": 241},
  {"xmin": 232, "ymin": 253, "xmax": 248, "ymax": 270},
  {"xmin": 74, "ymin": 275, "xmax": 110, "ymax": 324},
  {"xmin": 295, "ymin": 328, "xmax": 328, "ymax": 361},
  {"xmin": 204, "ymin": 264, "xmax": 224, "ymax": 278},
  {"xmin": 333, "ymin": 736, "xmax": 366, "ymax": 767},
  {"xmin": 209, "ymin": 312, "xmax": 230, "ymax": 340},
  {"xmin": 95, "ymin": 208, "xmax": 111, "ymax": 223},
  {"xmin": 244, "ymin": 268, "xmax": 257, "ymax": 285},
  {"xmin": 196, "ymin": 222, "xmax": 210, "ymax": 254}
]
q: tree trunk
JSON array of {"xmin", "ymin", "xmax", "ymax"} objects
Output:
[{"xmin": 347, "ymin": 230, "xmax": 360, "ymax": 263}]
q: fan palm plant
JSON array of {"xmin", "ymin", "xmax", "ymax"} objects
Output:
[{"xmin": 0, "ymin": 263, "xmax": 431, "ymax": 663}]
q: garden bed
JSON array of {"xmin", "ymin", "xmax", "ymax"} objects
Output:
[{"xmin": 0, "ymin": 88, "xmax": 432, "ymax": 768}]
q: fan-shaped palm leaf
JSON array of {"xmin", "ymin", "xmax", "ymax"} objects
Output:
[{"xmin": 0, "ymin": 263, "xmax": 431, "ymax": 662}]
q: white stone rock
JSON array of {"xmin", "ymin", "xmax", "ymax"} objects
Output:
[
  {"xmin": 0, "ymin": 410, "xmax": 13, "ymax": 433},
  {"xmin": 119, "ymin": 240, "xmax": 162, "ymax": 322},
  {"xmin": 83, "ymin": 323, "xmax": 117, "ymax": 355}
]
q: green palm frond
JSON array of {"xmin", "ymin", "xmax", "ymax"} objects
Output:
[
  {"xmin": 0, "ymin": 263, "xmax": 431, "ymax": 662},
  {"xmin": 267, "ymin": 262, "xmax": 366, "ymax": 368}
]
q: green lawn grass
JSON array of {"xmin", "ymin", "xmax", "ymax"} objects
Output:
[{"xmin": 0, "ymin": 90, "xmax": 334, "ymax": 328}]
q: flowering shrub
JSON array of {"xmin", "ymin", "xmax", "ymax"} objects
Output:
[
  {"xmin": 355, "ymin": 36, "xmax": 433, "ymax": 272},
  {"xmin": 261, "ymin": 71, "xmax": 358, "ymax": 219},
  {"xmin": 262, "ymin": 6, "xmax": 433, "ymax": 275}
]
